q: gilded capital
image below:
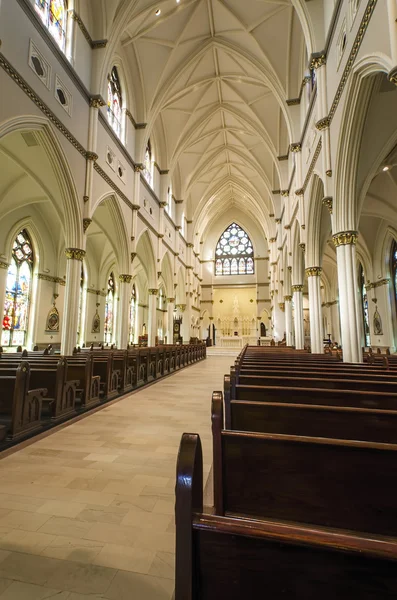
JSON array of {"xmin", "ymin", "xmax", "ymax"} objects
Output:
[
  {"xmin": 159, "ymin": 202, "xmax": 167, "ymax": 208},
  {"xmin": 65, "ymin": 248, "xmax": 86, "ymax": 261},
  {"xmin": 292, "ymin": 284, "xmax": 304, "ymax": 293},
  {"xmin": 167, "ymin": 297, "xmax": 175, "ymax": 303},
  {"xmin": 83, "ymin": 218, "xmax": 92, "ymax": 233},
  {"xmin": 310, "ymin": 52, "xmax": 326, "ymax": 70},
  {"xmin": 269, "ymin": 237, "xmax": 276, "ymax": 243},
  {"xmin": 305, "ymin": 266, "xmax": 322, "ymax": 277},
  {"xmin": 284, "ymin": 295, "xmax": 292, "ymax": 302},
  {"xmin": 332, "ymin": 231, "xmax": 358, "ymax": 247},
  {"xmin": 281, "ymin": 190, "xmax": 289, "ymax": 197},
  {"xmin": 148, "ymin": 288, "xmax": 158, "ymax": 295},
  {"xmin": 295, "ymin": 188, "xmax": 304, "ymax": 196},
  {"xmin": 315, "ymin": 116, "xmax": 330, "ymax": 131},
  {"xmin": 90, "ymin": 95, "xmax": 106, "ymax": 109},
  {"xmin": 322, "ymin": 197, "xmax": 333, "ymax": 214},
  {"xmin": 290, "ymin": 143, "xmax": 301, "ymax": 153},
  {"xmin": 134, "ymin": 164, "xmax": 145, "ymax": 173},
  {"xmin": 278, "ymin": 302, "xmax": 285, "ymax": 312},
  {"xmin": 86, "ymin": 151, "xmax": 98, "ymax": 161},
  {"xmin": 131, "ymin": 252, "xmax": 137, "ymax": 263},
  {"xmin": 119, "ymin": 274, "xmax": 132, "ymax": 283}
]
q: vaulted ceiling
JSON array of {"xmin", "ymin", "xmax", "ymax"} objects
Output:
[{"xmin": 91, "ymin": 0, "xmax": 315, "ymax": 236}]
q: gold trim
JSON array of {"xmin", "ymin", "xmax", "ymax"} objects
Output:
[
  {"xmin": 290, "ymin": 143, "xmax": 302, "ymax": 153},
  {"xmin": 71, "ymin": 12, "xmax": 108, "ymax": 49},
  {"xmin": 303, "ymin": 139, "xmax": 322, "ymax": 192},
  {"xmin": 86, "ymin": 151, "xmax": 98, "ymax": 161},
  {"xmin": 119, "ymin": 274, "xmax": 132, "ymax": 283},
  {"xmin": 125, "ymin": 110, "xmax": 146, "ymax": 130},
  {"xmin": 299, "ymin": 243, "xmax": 306, "ymax": 252},
  {"xmin": 65, "ymin": 248, "xmax": 86, "ymax": 261},
  {"xmin": 87, "ymin": 289, "xmax": 106, "ymax": 297},
  {"xmin": 332, "ymin": 231, "xmax": 358, "ymax": 247},
  {"xmin": 310, "ymin": 53, "xmax": 326, "ymax": 70},
  {"xmin": 365, "ymin": 278, "xmax": 390, "ymax": 290},
  {"xmin": 131, "ymin": 252, "xmax": 137, "ymax": 263},
  {"xmin": 322, "ymin": 197, "xmax": 333, "ymax": 214},
  {"xmin": 281, "ymin": 190, "xmax": 289, "ymax": 197},
  {"xmin": 295, "ymin": 188, "xmax": 304, "ymax": 196},
  {"xmin": 305, "ymin": 267, "xmax": 322, "ymax": 277},
  {"xmin": 148, "ymin": 288, "xmax": 158, "ymax": 295},
  {"xmin": 315, "ymin": 117, "xmax": 330, "ymax": 131},
  {"xmin": 83, "ymin": 218, "xmax": 92, "ymax": 233},
  {"xmin": 389, "ymin": 67, "xmax": 397, "ymax": 86},
  {"xmin": 167, "ymin": 297, "xmax": 175, "ymax": 303},
  {"xmin": 279, "ymin": 302, "xmax": 285, "ymax": 312},
  {"xmin": 38, "ymin": 273, "xmax": 66, "ymax": 286},
  {"xmin": 90, "ymin": 95, "xmax": 106, "ymax": 109},
  {"xmin": 0, "ymin": 261, "xmax": 9, "ymax": 270},
  {"xmin": 284, "ymin": 295, "xmax": 292, "ymax": 302},
  {"xmin": 93, "ymin": 163, "xmax": 136, "ymax": 210},
  {"xmin": 292, "ymin": 284, "xmax": 304, "ymax": 292}
]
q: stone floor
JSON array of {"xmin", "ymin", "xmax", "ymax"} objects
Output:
[{"xmin": 0, "ymin": 355, "xmax": 234, "ymax": 600}]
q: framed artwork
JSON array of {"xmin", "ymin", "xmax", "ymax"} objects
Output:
[{"xmin": 46, "ymin": 305, "xmax": 59, "ymax": 332}]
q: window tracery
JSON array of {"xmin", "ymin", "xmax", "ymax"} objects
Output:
[
  {"xmin": 215, "ymin": 223, "xmax": 254, "ymax": 276},
  {"xmin": 107, "ymin": 67, "xmax": 123, "ymax": 138},
  {"xmin": 144, "ymin": 139, "xmax": 153, "ymax": 186},
  {"xmin": 34, "ymin": 0, "xmax": 67, "ymax": 51},
  {"xmin": 2, "ymin": 230, "xmax": 34, "ymax": 348},
  {"xmin": 104, "ymin": 272, "xmax": 115, "ymax": 344},
  {"xmin": 129, "ymin": 284, "xmax": 136, "ymax": 344}
]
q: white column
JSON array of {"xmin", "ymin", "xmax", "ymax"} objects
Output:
[
  {"xmin": 284, "ymin": 295, "xmax": 293, "ymax": 347},
  {"xmin": 118, "ymin": 275, "xmax": 132, "ymax": 348},
  {"xmin": 292, "ymin": 285, "xmax": 304, "ymax": 350},
  {"xmin": 148, "ymin": 289, "xmax": 158, "ymax": 346},
  {"xmin": 167, "ymin": 297, "xmax": 175, "ymax": 344},
  {"xmin": 334, "ymin": 232, "xmax": 362, "ymax": 363},
  {"xmin": 386, "ymin": 0, "xmax": 397, "ymax": 66},
  {"xmin": 62, "ymin": 249, "xmax": 85, "ymax": 355},
  {"xmin": 306, "ymin": 267, "xmax": 324, "ymax": 354}
]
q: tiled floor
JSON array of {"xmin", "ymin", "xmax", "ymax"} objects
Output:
[{"xmin": 0, "ymin": 356, "xmax": 234, "ymax": 600}]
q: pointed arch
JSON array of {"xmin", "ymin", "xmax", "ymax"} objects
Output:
[
  {"xmin": 215, "ymin": 223, "xmax": 254, "ymax": 276},
  {"xmin": 135, "ymin": 230, "xmax": 157, "ymax": 288}
]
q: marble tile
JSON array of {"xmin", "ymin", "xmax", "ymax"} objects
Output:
[
  {"xmin": 106, "ymin": 570, "xmax": 174, "ymax": 600},
  {"xmin": 40, "ymin": 536, "xmax": 104, "ymax": 563},
  {"xmin": 37, "ymin": 517, "xmax": 93, "ymax": 539},
  {"xmin": 0, "ymin": 511, "xmax": 51, "ymax": 532},
  {"xmin": 0, "ymin": 552, "xmax": 61, "ymax": 585},
  {"xmin": 94, "ymin": 543, "xmax": 155, "ymax": 573},
  {"xmin": 0, "ymin": 531, "xmax": 55, "ymax": 554},
  {"xmin": 45, "ymin": 561, "xmax": 117, "ymax": 595},
  {"xmin": 37, "ymin": 501, "xmax": 87, "ymax": 519},
  {"xmin": 0, "ymin": 581, "xmax": 70, "ymax": 600},
  {"xmin": 149, "ymin": 551, "xmax": 175, "ymax": 580}
]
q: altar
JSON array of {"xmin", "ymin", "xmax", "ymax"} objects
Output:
[{"xmin": 219, "ymin": 336, "xmax": 258, "ymax": 348}]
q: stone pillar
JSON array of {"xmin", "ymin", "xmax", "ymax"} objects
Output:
[
  {"xmin": 333, "ymin": 231, "xmax": 362, "ymax": 362},
  {"xmin": 330, "ymin": 300, "xmax": 341, "ymax": 345},
  {"xmin": 118, "ymin": 275, "xmax": 132, "ymax": 348},
  {"xmin": 148, "ymin": 289, "xmax": 158, "ymax": 347},
  {"xmin": 306, "ymin": 267, "xmax": 324, "ymax": 354},
  {"xmin": 62, "ymin": 248, "xmax": 86, "ymax": 355},
  {"xmin": 167, "ymin": 297, "xmax": 175, "ymax": 344},
  {"xmin": 284, "ymin": 295, "xmax": 293, "ymax": 347},
  {"xmin": 292, "ymin": 285, "xmax": 304, "ymax": 350}
]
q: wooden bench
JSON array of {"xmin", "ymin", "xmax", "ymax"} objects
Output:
[
  {"xmin": 0, "ymin": 362, "xmax": 47, "ymax": 440},
  {"xmin": 175, "ymin": 433, "xmax": 397, "ymax": 600}
]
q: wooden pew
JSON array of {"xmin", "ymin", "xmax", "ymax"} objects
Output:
[
  {"xmin": 0, "ymin": 362, "xmax": 47, "ymax": 440},
  {"xmin": 175, "ymin": 433, "xmax": 397, "ymax": 600}
]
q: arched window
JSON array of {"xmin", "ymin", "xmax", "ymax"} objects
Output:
[
  {"xmin": 77, "ymin": 265, "xmax": 85, "ymax": 344},
  {"xmin": 34, "ymin": 0, "xmax": 67, "ymax": 51},
  {"xmin": 359, "ymin": 263, "xmax": 370, "ymax": 347},
  {"xmin": 2, "ymin": 230, "xmax": 34, "ymax": 348},
  {"xmin": 166, "ymin": 187, "xmax": 172, "ymax": 216},
  {"xmin": 144, "ymin": 139, "xmax": 153, "ymax": 186},
  {"xmin": 129, "ymin": 284, "xmax": 136, "ymax": 344},
  {"xmin": 107, "ymin": 67, "xmax": 123, "ymax": 138},
  {"xmin": 104, "ymin": 272, "xmax": 115, "ymax": 344},
  {"xmin": 215, "ymin": 223, "xmax": 254, "ymax": 276}
]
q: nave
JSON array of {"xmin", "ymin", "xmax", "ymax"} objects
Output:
[{"xmin": 0, "ymin": 356, "xmax": 231, "ymax": 600}]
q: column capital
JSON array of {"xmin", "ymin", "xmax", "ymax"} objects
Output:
[
  {"xmin": 389, "ymin": 67, "xmax": 397, "ymax": 86},
  {"xmin": 310, "ymin": 52, "xmax": 326, "ymax": 70},
  {"xmin": 86, "ymin": 151, "xmax": 98, "ymax": 162},
  {"xmin": 278, "ymin": 302, "xmax": 285, "ymax": 312},
  {"xmin": 290, "ymin": 143, "xmax": 301, "ymax": 153},
  {"xmin": 292, "ymin": 284, "xmax": 304, "ymax": 292},
  {"xmin": 148, "ymin": 288, "xmax": 158, "ymax": 295},
  {"xmin": 365, "ymin": 278, "xmax": 390, "ymax": 290},
  {"xmin": 83, "ymin": 218, "xmax": 92, "ymax": 233},
  {"xmin": 0, "ymin": 261, "xmax": 9, "ymax": 270},
  {"xmin": 65, "ymin": 248, "xmax": 86, "ymax": 261},
  {"xmin": 305, "ymin": 267, "xmax": 322, "ymax": 277},
  {"xmin": 89, "ymin": 95, "xmax": 106, "ymax": 108},
  {"xmin": 167, "ymin": 297, "xmax": 175, "ymax": 303},
  {"xmin": 159, "ymin": 202, "xmax": 167, "ymax": 208},
  {"xmin": 332, "ymin": 231, "xmax": 358, "ymax": 247},
  {"xmin": 119, "ymin": 274, "xmax": 132, "ymax": 283},
  {"xmin": 131, "ymin": 252, "xmax": 137, "ymax": 263},
  {"xmin": 284, "ymin": 295, "xmax": 292, "ymax": 302}
]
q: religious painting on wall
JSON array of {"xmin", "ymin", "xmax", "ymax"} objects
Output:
[
  {"xmin": 46, "ymin": 305, "xmax": 60, "ymax": 332},
  {"xmin": 92, "ymin": 309, "xmax": 100, "ymax": 334},
  {"xmin": 373, "ymin": 308, "xmax": 383, "ymax": 335}
]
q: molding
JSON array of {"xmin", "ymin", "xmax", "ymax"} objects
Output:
[
  {"xmin": 365, "ymin": 278, "xmax": 390, "ymax": 290},
  {"xmin": 305, "ymin": 267, "xmax": 322, "ymax": 277},
  {"xmin": 310, "ymin": 52, "xmax": 326, "ymax": 70},
  {"xmin": 284, "ymin": 295, "xmax": 292, "ymax": 302},
  {"xmin": 303, "ymin": 139, "xmax": 322, "ymax": 192},
  {"xmin": 125, "ymin": 109, "xmax": 146, "ymax": 130},
  {"xmin": 292, "ymin": 284, "xmax": 304, "ymax": 292},
  {"xmin": 119, "ymin": 274, "xmax": 132, "ymax": 283},
  {"xmin": 65, "ymin": 248, "xmax": 86, "ymax": 261},
  {"xmin": 83, "ymin": 218, "xmax": 92, "ymax": 233},
  {"xmin": 0, "ymin": 53, "xmax": 87, "ymax": 157},
  {"xmin": 290, "ymin": 143, "xmax": 301, "ymax": 153},
  {"xmin": 148, "ymin": 288, "xmax": 158, "ymax": 295},
  {"xmin": 93, "ymin": 163, "xmax": 135, "ymax": 210},
  {"xmin": 87, "ymin": 288, "xmax": 106, "ymax": 297},
  {"xmin": 98, "ymin": 111, "xmax": 137, "ymax": 171},
  {"xmin": 332, "ymin": 231, "xmax": 358, "ymax": 246},
  {"xmin": 71, "ymin": 11, "xmax": 107, "ymax": 49},
  {"xmin": 277, "ymin": 154, "xmax": 289, "ymax": 161},
  {"xmin": 90, "ymin": 95, "xmax": 106, "ymax": 109},
  {"xmin": 0, "ymin": 262, "xmax": 9, "ymax": 270},
  {"xmin": 38, "ymin": 273, "xmax": 66, "ymax": 286},
  {"xmin": 315, "ymin": 116, "xmax": 330, "ymax": 131}
]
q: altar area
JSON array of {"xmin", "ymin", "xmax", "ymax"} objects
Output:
[{"xmin": 215, "ymin": 294, "xmax": 271, "ymax": 348}]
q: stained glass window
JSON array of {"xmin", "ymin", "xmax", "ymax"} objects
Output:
[
  {"xmin": 77, "ymin": 265, "xmax": 85, "ymax": 344},
  {"xmin": 144, "ymin": 139, "xmax": 152, "ymax": 186},
  {"xmin": 34, "ymin": 0, "xmax": 67, "ymax": 51},
  {"xmin": 359, "ymin": 263, "xmax": 370, "ymax": 347},
  {"xmin": 215, "ymin": 223, "xmax": 255, "ymax": 276},
  {"xmin": 104, "ymin": 272, "xmax": 115, "ymax": 344},
  {"xmin": 107, "ymin": 67, "xmax": 123, "ymax": 138},
  {"xmin": 2, "ymin": 230, "xmax": 33, "ymax": 348},
  {"xmin": 129, "ymin": 284, "xmax": 136, "ymax": 344}
]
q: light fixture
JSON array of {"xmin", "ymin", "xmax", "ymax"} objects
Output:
[
  {"xmin": 383, "ymin": 166, "xmax": 390, "ymax": 172},
  {"xmin": 176, "ymin": 0, "xmax": 181, "ymax": 3},
  {"xmin": 155, "ymin": 8, "xmax": 161, "ymax": 15}
]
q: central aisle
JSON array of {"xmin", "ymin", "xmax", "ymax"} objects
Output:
[{"xmin": 0, "ymin": 355, "xmax": 234, "ymax": 600}]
